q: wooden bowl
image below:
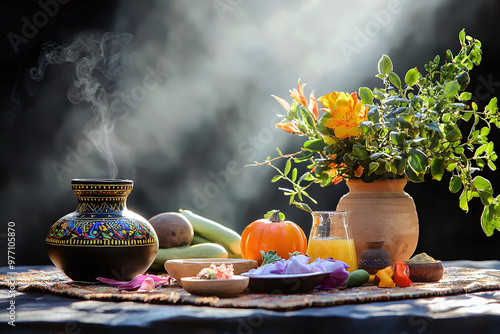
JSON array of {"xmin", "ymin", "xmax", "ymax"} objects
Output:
[
  {"xmin": 405, "ymin": 261, "xmax": 444, "ymax": 282},
  {"xmin": 180, "ymin": 275, "xmax": 249, "ymax": 297},
  {"xmin": 164, "ymin": 258, "xmax": 258, "ymax": 284}
]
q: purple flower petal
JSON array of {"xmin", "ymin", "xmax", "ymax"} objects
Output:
[
  {"xmin": 310, "ymin": 257, "xmax": 349, "ymax": 272},
  {"xmin": 137, "ymin": 277, "xmax": 155, "ymax": 292},
  {"xmin": 273, "ymin": 259, "xmax": 287, "ymax": 274},
  {"xmin": 312, "ymin": 259, "xmax": 350, "ymax": 289},
  {"xmin": 97, "ymin": 275, "xmax": 172, "ymax": 291},
  {"xmin": 282, "ymin": 255, "xmax": 313, "ymax": 275},
  {"xmin": 242, "ymin": 255, "xmax": 350, "ymax": 290},
  {"xmin": 96, "ymin": 277, "xmax": 128, "ymax": 287},
  {"xmin": 245, "ymin": 260, "xmax": 285, "ymax": 276}
]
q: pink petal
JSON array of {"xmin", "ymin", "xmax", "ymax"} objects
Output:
[
  {"xmin": 96, "ymin": 277, "xmax": 128, "ymax": 287},
  {"xmin": 137, "ymin": 277, "xmax": 155, "ymax": 292},
  {"xmin": 97, "ymin": 275, "xmax": 171, "ymax": 291}
]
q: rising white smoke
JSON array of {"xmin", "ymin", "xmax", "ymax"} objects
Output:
[{"xmin": 30, "ymin": 32, "xmax": 134, "ymax": 179}]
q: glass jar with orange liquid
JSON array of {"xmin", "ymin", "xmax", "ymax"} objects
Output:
[{"xmin": 307, "ymin": 211, "xmax": 358, "ymax": 273}]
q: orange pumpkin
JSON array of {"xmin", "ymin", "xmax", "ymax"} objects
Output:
[{"xmin": 240, "ymin": 210, "xmax": 307, "ymax": 265}]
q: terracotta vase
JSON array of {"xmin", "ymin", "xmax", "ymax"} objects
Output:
[
  {"xmin": 46, "ymin": 179, "xmax": 158, "ymax": 282},
  {"xmin": 336, "ymin": 178, "xmax": 419, "ymax": 264}
]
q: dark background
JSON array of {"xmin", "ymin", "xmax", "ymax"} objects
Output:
[{"xmin": 1, "ymin": 0, "xmax": 500, "ymax": 266}]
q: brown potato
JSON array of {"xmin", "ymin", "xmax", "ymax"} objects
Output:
[{"xmin": 148, "ymin": 212, "xmax": 194, "ymax": 248}]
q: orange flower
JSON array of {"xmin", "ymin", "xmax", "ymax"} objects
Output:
[
  {"xmin": 289, "ymin": 79, "xmax": 308, "ymax": 106},
  {"xmin": 325, "ymin": 162, "xmax": 345, "ymax": 185},
  {"xmin": 308, "ymin": 90, "xmax": 318, "ymax": 120},
  {"xmin": 354, "ymin": 165, "xmax": 364, "ymax": 178},
  {"xmin": 272, "ymin": 95, "xmax": 291, "ymax": 111},
  {"xmin": 318, "ymin": 91, "xmax": 367, "ymax": 139},
  {"xmin": 276, "ymin": 121, "xmax": 302, "ymax": 135},
  {"xmin": 332, "ymin": 175, "xmax": 344, "ymax": 185}
]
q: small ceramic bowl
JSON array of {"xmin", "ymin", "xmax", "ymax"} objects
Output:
[
  {"xmin": 164, "ymin": 258, "xmax": 258, "ymax": 284},
  {"xmin": 180, "ymin": 275, "xmax": 249, "ymax": 297},
  {"xmin": 405, "ymin": 261, "xmax": 444, "ymax": 282}
]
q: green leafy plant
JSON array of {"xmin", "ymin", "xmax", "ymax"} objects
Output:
[{"xmin": 254, "ymin": 30, "xmax": 500, "ymax": 236}]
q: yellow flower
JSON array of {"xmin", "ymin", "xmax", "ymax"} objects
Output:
[{"xmin": 318, "ymin": 91, "xmax": 367, "ymax": 139}]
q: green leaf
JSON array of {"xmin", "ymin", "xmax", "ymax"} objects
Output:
[
  {"xmin": 449, "ymin": 175, "xmax": 462, "ymax": 193},
  {"xmin": 389, "ymin": 72, "xmax": 402, "ymax": 89},
  {"xmin": 367, "ymin": 107, "xmax": 380, "ymax": 123},
  {"xmin": 481, "ymin": 201, "xmax": 500, "ymax": 236},
  {"xmin": 462, "ymin": 111, "xmax": 473, "ymax": 121},
  {"xmin": 486, "ymin": 97, "xmax": 498, "ymax": 112},
  {"xmin": 431, "ymin": 158, "xmax": 445, "ymax": 181},
  {"xmin": 487, "ymin": 142, "xmax": 494, "ymax": 155},
  {"xmin": 405, "ymin": 68, "xmax": 419, "ymax": 86},
  {"xmin": 370, "ymin": 152, "xmax": 385, "ymax": 160},
  {"xmin": 271, "ymin": 175, "xmax": 282, "ymax": 183},
  {"xmin": 389, "ymin": 131, "xmax": 404, "ymax": 146},
  {"xmin": 397, "ymin": 113, "xmax": 412, "ymax": 128},
  {"xmin": 406, "ymin": 166, "xmax": 425, "ymax": 183},
  {"xmin": 447, "ymin": 162, "xmax": 457, "ymax": 172},
  {"xmin": 488, "ymin": 160, "xmax": 497, "ymax": 171},
  {"xmin": 481, "ymin": 205, "xmax": 495, "ymax": 237},
  {"xmin": 351, "ymin": 144, "xmax": 369, "ymax": 160},
  {"xmin": 459, "ymin": 189, "xmax": 469, "ymax": 211},
  {"xmin": 359, "ymin": 87, "xmax": 374, "ymax": 105},
  {"xmin": 284, "ymin": 159, "xmax": 291, "ymax": 176},
  {"xmin": 459, "ymin": 28, "xmax": 466, "ymax": 45},
  {"xmin": 446, "ymin": 49, "xmax": 453, "ymax": 61},
  {"xmin": 443, "ymin": 80, "xmax": 459, "ymax": 98},
  {"xmin": 300, "ymin": 108, "xmax": 315, "ymax": 128},
  {"xmin": 301, "ymin": 172, "xmax": 315, "ymax": 182},
  {"xmin": 378, "ymin": 54, "xmax": 393, "ymax": 75},
  {"xmin": 475, "ymin": 144, "xmax": 488, "ymax": 157},
  {"xmin": 368, "ymin": 162, "xmax": 380, "ymax": 175},
  {"xmin": 460, "ymin": 92, "xmax": 472, "ymax": 101},
  {"xmin": 373, "ymin": 89, "xmax": 386, "ymax": 101},
  {"xmin": 293, "ymin": 201, "xmax": 313, "ymax": 213},
  {"xmin": 260, "ymin": 250, "xmax": 282, "ymax": 266},
  {"xmin": 473, "ymin": 176, "xmax": 494, "ymax": 205},
  {"xmin": 343, "ymin": 154, "xmax": 354, "ymax": 166},
  {"xmin": 481, "ymin": 126, "xmax": 490, "ymax": 137},
  {"xmin": 288, "ymin": 101, "xmax": 299, "ymax": 118},
  {"xmin": 291, "ymin": 168, "xmax": 298, "ymax": 182},
  {"xmin": 424, "ymin": 121, "xmax": 442, "ymax": 134},
  {"xmin": 359, "ymin": 120, "xmax": 374, "ymax": 135},
  {"xmin": 294, "ymin": 150, "xmax": 315, "ymax": 162},
  {"xmin": 264, "ymin": 211, "xmax": 285, "ymax": 221},
  {"xmin": 408, "ymin": 148, "xmax": 428, "ymax": 174},
  {"xmin": 445, "ymin": 126, "xmax": 462, "ymax": 141},
  {"xmin": 303, "ymin": 138, "xmax": 325, "ymax": 152}
]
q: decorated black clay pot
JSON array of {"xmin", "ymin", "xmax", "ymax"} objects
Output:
[
  {"xmin": 357, "ymin": 241, "xmax": 392, "ymax": 274},
  {"xmin": 46, "ymin": 179, "xmax": 158, "ymax": 282}
]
